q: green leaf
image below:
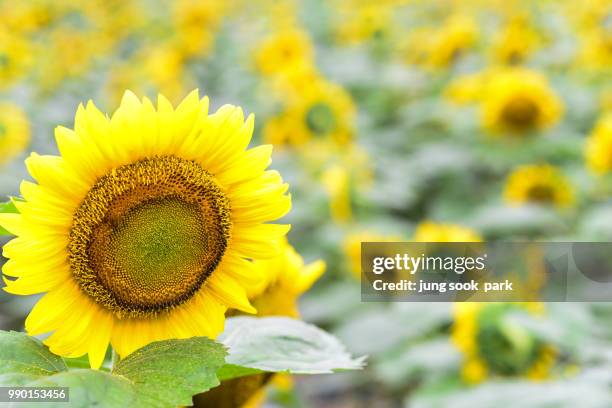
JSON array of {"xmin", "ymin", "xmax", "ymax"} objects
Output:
[
  {"xmin": 216, "ymin": 364, "xmax": 262, "ymax": 381},
  {"xmin": 218, "ymin": 317, "xmax": 365, "ymax": 380},
  {"xmin": 0, "ymin": 331, "xmax": 227, "ymax": 408},
  {"xmin": 0, "ymin": 200, "xmax": 18, "ymax": 236},
  {"xmin": 0, "ymin": 201, "xmax": 18, "ymax": 213},
  {"xmin": 113, "ymin": 336, "xmax": 227, "ymax": 407},
  {"xmin": 26, "ymin": 370, "xmax": 137, "ymax": 408},
  {"xmin": 0, "ymin": 331, "xmax": 67, "ymax": 376}
]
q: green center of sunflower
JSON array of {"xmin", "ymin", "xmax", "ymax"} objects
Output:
[
  {"xmin": 306, "ymin": 103, "xmax": 336, "ymax": 135},
  {"xmin": 501, "ymin": 97, "xmax": 540, "ymax": 132},
  {"xmin": 69, "ymin": 156, "xmax": 231, "ymax": 318},
  {"xmin": 0, "ymin": 123, "xmax": 6, "ymax": 139},
  {"xmin": 477, "ymin": 317, "xmax": 539, "ymax": 376}
]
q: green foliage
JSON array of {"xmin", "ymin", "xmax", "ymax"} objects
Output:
[
  {"xmin": 113, "ymin": 337, "xmax": 226, "ymax": 407},
  {"xmin": 0, "ymin": 200, "xmax": 18, "ymax": 236},
  {"xmin": 0, "ymin": 332, "xmax": 226, "ymax": 408},
  {"xmin": 0, "ymin": 331, "xmax": 67, "ymax": 376},
  {"xmin": 219, "ymin": 316, "xmax": 365, "ymax": 379},
  {"xmin": 0, "ymin": 318, "xmax": 363, "ymax": 407}
]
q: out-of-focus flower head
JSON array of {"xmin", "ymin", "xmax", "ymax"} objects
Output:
[
  {"xmin": 254, "ymin": 29, "xmax": 314, "ymax": 76},
  {"xmin": 173, "ymin": 0, "xmax": 227, "ymax": 57},
  {"xmin": 333, "ymin": 1, "xmax": 394, "ymax": 45},
  {"xmin": 0, "ymin": 103, "xmax": 31, "ymax": 166},
  {"xmin": 413, "ymin": 222, "xmax": 483, "ymax": 242},
  {"xmin": 480, "ymin": 68, "xmax": 563, "ymax": 135},
  {"xmin": 81, "ymin": 0, "xmax": 141, "ymax": 49},
  {"xmin": 504, "ymin": 164, "xmax": 574, "ymax": 208},
  {"xmin": 245, "ymin": 239, "xmax": 326, "ymax": 319},
  {"xmin": 585, "ymin": 114, "xmax": 612, "ymax": 174},
  {"xmin": 203, "ymin": 239, "xmax": 323, "ymax": 408},
  {"xmin": 571, "ymin": 0, "xmax": 612, "ymax": 70},
  {"xmin": 404, "ymin": 13, "xmax": 478, "ymax": 69},
  {"xmin": 490, "ymin": 12, "xmax": 541, "ymax": 65},
  {"xmin": 264, "ymin": 78, "xmax": 356, "ymax": 146},
  {"xmin": 0, "ymin": 29, "xmax": 33, "ymax": 88},
  {"xmin": 133, "ymin": 42, "xmax": 192, "ymax": 104},
  {"xmin": 0, "ymin": 0, "xmax": 66, "ymax": 34},
  {"xmin": 452, "ymin": 302, "xmax": 557, "ymax": 384},
  {"xmin": 34, "ymin": 28, "xmax": 104, "ymax": 91},
  {"xmin": 444, "ymin": 68, "xmax": 502, "ymax": 105},
  {"xmin": 322, "ymin": 163, "xmax": 353, "ymax": 224},
  {"xmin": 343, "ymin": 231, "xmax": 404, "ymax": 279}
]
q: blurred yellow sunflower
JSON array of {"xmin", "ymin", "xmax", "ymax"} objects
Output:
[
  {"xmin": 246, "ymin": 239, "xmax": 325, "ymax": 318},
  {"xmin": 343, "ymin": 231, "xmax": 403, "ymax": 279},
  {"xmin": 585, "ymin": 114, "xmax": 612, "ymax": 174},
  {"xmin": 173, "ymin": 0, "xmax": 226, "ymax": 57},
  {"xmin": 402, "ymin": 14, "xmax": 477, "ymax": 69},
  {"xmin": 0, "ymin": 29, "xmax": 32, "ymax": 87},
  {"xmin": 481, "ymin": 68, "xmax": 563, "ymax": 135},
  {"xmin": 333, "ymin": 3, "xmax": 392, "ymax": 45},
  {"xmin": 0, "ymin": 90, "xmax": 291, "ymax": 368},
  {"xmin": 490, "ymin": 13, "xmax": 540, "ymax": 65},
  {"xmin": 322, "ymin": 164, "xmax": 353, "ymax": 224},
  {"xmin": 0, "ymin": 0, "xmax": 62, "ymax": 34},
  {"xmin": 452, "ymin": 303, "xmax": 556, "ymax": 384},
  {"xmin": 139, "ymin": 43, "xmax": 190, "ymax": 103},
  {"xmin": 0, "ymin": 103, "xmax": 31, "ymax": 165},
  {"xmin": 268, "ymin": 80, "xmax": 356, "ymax": 146},
  {"xmin": 504, "ymin": 164, "xmax": 574, "ymax": 208},
  {"xmin": 413, "ymin": 222, "xmax": 483, "ymax": 242},
  {"xmin": 254, "ymin": 29, "xmax": 314, "ymax": 76},
  {"xmin": 445, "ymin": 71, "xmax": 489, "ymax": 105},
  {"xmin": 196, "ymin": 240, "xmax": 324, "ymax": 408},
  {"xmin": 36, "ymin": 28, "xmax": 103, "ymax": 91},
  {"xmin": 426, "ymin": 14, "xmax": 478, "ymax": 69}
]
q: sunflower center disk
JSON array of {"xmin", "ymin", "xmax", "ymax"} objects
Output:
[
  {"xmin": 501, "ymin": 97, "xmax": 539, "ymax": 131},
  {"xmin": 526, "ymin": 184, "xmax": 555, "ymax": 203},
  {"xmin": 306, "ymin": 103, "xmax": 336, "ymax": 135},
  {"xmin": 69, "ymin": 156, "xmax": 231, "ymax": 318}
]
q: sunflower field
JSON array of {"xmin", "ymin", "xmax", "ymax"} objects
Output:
[{"xmin": 1, "ymin": 0, "xmax": 612, "ymax": 407}]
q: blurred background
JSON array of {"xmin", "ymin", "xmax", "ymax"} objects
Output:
[{"xmin": 1, "ymin": 0, "xmax": 612, "ymax": 406}]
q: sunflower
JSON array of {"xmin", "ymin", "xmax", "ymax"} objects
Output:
[
  {"xmin": 402, "ymin": 15, "xmax": 477, "ymax": 69},
  {"xmin": 0, "ymin": 0, "xmax": 62, "ymax": 34},
  {"xmin": 333, "ymin": 2, "xmax": 393, "ymax": 45},
  {"xmin": 452, "ymin": 303, "xmax": 557, "ymax": 384},
  {"xmin": 573, "ymin": 1, "xmax": 612, "ymax": 70},
  {"xmin": 0, "ymin": 90, "xmax": 291, "ymax": 368},
  {"xmin": 264, "ymin": 79, "xmax": 355, "ymax": 146},
  {"xmin": 490, "ymin": 13, "xmax": 540, "ymax": 65},
  {"xmin": 35, "ymin": 28, "xmax": 104, "ymax": 91},
  {"xmin": 585, "ymin": 114, "xmax": 612, "ymax": 174},
  {"xmin": 413, "ymin": 221, "xmax": 482, "ymax": 242},
  {"xmin": 0, "ymin": 103, "xmax": 31, "ymax": 166},
  {"xmin": 0, "ymin": 29, "xmax": 32, "ymax": 88},
  {"xmin": 254, "ymin": 29, "xmax": 314, "ymax": 76},
  {"xmin": 194, "ymin": 240, "xmax": 324, "ymax": 407},
  {"xmin": 343, "ymin": 231, "xmax": 403, "ymax": 279},
  {"xmin": 139, "ymin": 43, "xmax": 191, "ymax": 103},
  {"xmin": 444, "ymin": 71, "xmax": 489, "ymax": 105},
  {"xmin": 173, "ymin": 0, "xmax": 226, "ymax": 57},
  {"xmin": 504, "ymin": 164, "xmax": 574, "ymax": 208},
  {"xmin": 246, "ymin": 239, "xmax": 325, "ymax": 318},
  {"xmin": 322, "ymin": 164, "xmax": 353, "ymax": 224},
  {"xmin": 481, "ymin": 68, "xmax": 563, "ymax": 135}
]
